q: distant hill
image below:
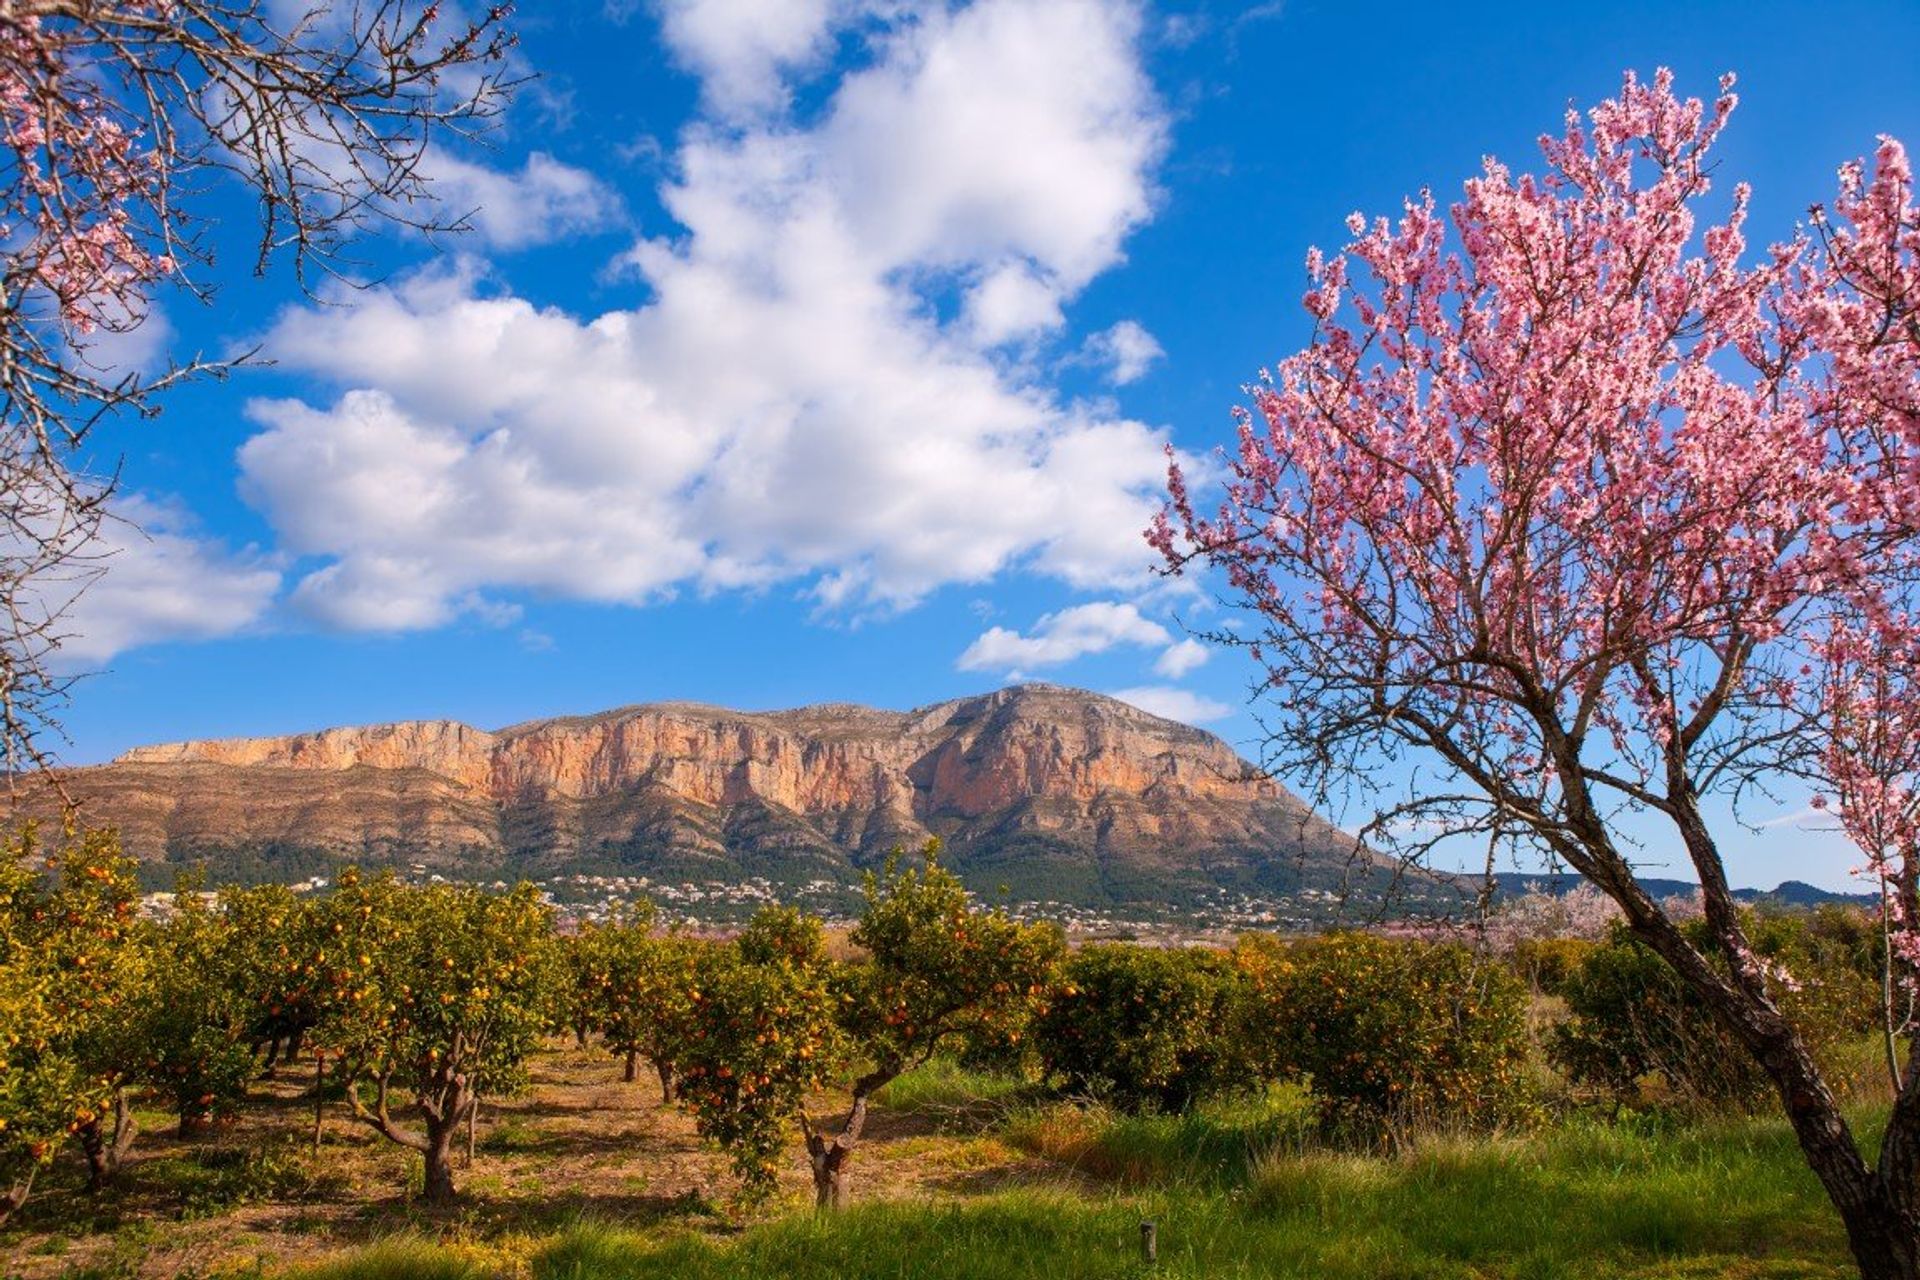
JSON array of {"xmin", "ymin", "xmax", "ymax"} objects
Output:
[
  {"xmin": 20, "ymin": 685, "xmax": 1428, "ymax": 910},
  {"xmin": 1488, "ymin": 871, "xmax": 1873, "ymax": 909}
]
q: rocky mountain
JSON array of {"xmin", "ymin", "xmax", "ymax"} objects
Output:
[{"xmin": 24, "ymin": 685, "xmax": 1378, "ymax": 906}]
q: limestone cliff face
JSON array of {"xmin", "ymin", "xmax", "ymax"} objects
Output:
[
  {"xmin": 123, "ymin": 720, "xmax": 498, "ymax": 792},
  {"xmin": 46, "ymin": 686, "xmax": 1352, "ymax": 901}
]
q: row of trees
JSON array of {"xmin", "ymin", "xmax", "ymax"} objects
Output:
[
  {"xmin": 0, "ymin": 826, "xmax": 558, "ymax": 1216},
  {"xmin": 1, "ymin": 824, "xmax": 1885, "ymax": 1222}
]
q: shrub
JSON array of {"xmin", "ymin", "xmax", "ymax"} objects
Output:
[
  {"xmin": 1552, "ymin": 911, "xmax": 1881, "ymax": 1110},
  {"xmin": 1550, "ymin": 924, "xmax": 1754, "ymax": 1107},
  {"xmin": 1240, "ymin": 931, "xmax": 1535, "ymax": 1142},
  {"xmin": 1035, "ymin": 943, "xmax": 1248, "ymax": 1111},
  {"xmin": 1510, "ymin": 936, "xmax": 1594, "ymax": 997},
  {"xmin": 674, "ymin": 908, "xmax": 844, "ymax": 1202}
]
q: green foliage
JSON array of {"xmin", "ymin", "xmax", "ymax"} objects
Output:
[
  {"xmin": 309, "ymin": 869, "xmax": 557, "ymax": 1198},
  {"xmin": 675, "ymin": 908, "xmax": 843, "ymax": 1200},
  {"xmin": 1552, "ymin": 912, "xmax": 1879, "ymax": 1110},
  {"xmin": 578, "ymin": 901, "xmax": 707, "ymax": 1092},
  {"xmin": 0, "ymin": 825, "xmax": 186, "ymax": 1209},
  {"xmin": 313, "ymin": 870, "xmax": 556, "ymax": 1098},
  {"xmin": 840, "ymin": 846, "xmax": 1064, "ymax": 1085},
  {"xmin": 218, "ymin": 882, "xmax": 322, "ymax": 1054},
  {"xmin": 1240, "ymin": 931, "xmax": 1535, "ymax": 1140},
  {"xmin": 0, "ymin": 925, "xmax": 80, "ymax": 1213},
  {"xmin": 1035, "ymin": 943, "xmax": 1249, "ymax": 1110},
  {"xmin": 549, "ymin": 928, "xmax": 602, "ymax": 1042},
  {"xmin": 1509, "ymin": 936, "xmax": 1594, "ymax": 996},
  {"xmin": 1748, "ymin": 907, "xmax": 1882, "ymax": 1046},
  {"xmin": 736, "ymin": 905, "xmax": 827, "ymax": 968},
  {"xmin": 0, "ymin": 829, "xmax": 81, "ymax": 1212},
  {"xmin": 677, "ymin": 846, "xmax": 1066, "ymax": 1204},
  {"xmin": 140, "ymin": 878, "xmax": 255, "ymax": 1131}
]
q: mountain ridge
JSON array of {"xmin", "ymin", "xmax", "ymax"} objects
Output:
[{"xmin": 37, "ymin": 685, "xmax": 1374, "ymax": 907}]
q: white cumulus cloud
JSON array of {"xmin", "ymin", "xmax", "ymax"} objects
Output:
[
  {"xmin": 43, "ymin": 496, "xmax": 281, "ymax": 666},
  {"xmin": 425, "ymin": 151, "xmax": 623, "ymax": 250},
  {"xmin": 958, "ymin": 600, "xmax": 1170, "ymax": 672},
  {"xmin": 241, "ymin": 0, "xmax": 1176, "ymax": 631},
  {"xmin": 1082, "ymin": 318, "xmax": 1163, "ymax": 384},
  {"xmin": 654, "ymin": 0, "xmax": 857, "ymax": 119},
  {"xmin": 1108, "ymin": 684, "xmax": 1231, "ymax": 725},
  {"xmin": 1153, "ymin": 635, "xmax": 1208, "ymax": 677}
]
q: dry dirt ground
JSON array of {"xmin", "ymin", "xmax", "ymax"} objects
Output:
[{"xmin": 0, "ymin": 1043, "xmax": 1070, "ymax": 1279}]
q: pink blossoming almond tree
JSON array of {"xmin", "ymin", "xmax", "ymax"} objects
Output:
[{"xmin": 1154, "ymin": 71, "xmax": 1920, "ymax": 1279}]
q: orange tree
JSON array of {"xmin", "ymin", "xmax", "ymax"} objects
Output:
[
  {"xmin": 586, "ymin": 901, "xmax": 706, "ymax": 1100},
  {"xmin": 36, "ymin": 828, "xmax": 151, "ymax": 1191},
  {"xmin": 140, "ymin": 878, "xmax": 256, "ymax": 1136},
  {"xmin": 309, "ymin": 870, "xmax": 556, "ymax": 1203},
  {"xmin": 1238, "ymin": 932, "xmax": 1534, "ymax": 1144},
  {"xmin": 808, "ymin": 846, "xmax": 1062, "ymax": 1208},
  {"xmin": 0, "ymin": 828, "xmax": 86, "ymax": 1224},
  {"xmin": 675, "ymin": 907, "xmax": 844, "ymax": 1204},
  {"xmin": 1035, "ymin": 941, "xmax": 1249, "ymax": 1111},
  {"xmin": 220, "ymin": 883, "xmax": 322, "ymax": 1073},
  {"xmin": 551, "ymin": 925, "xmax": 605, "ymax": 1049}
]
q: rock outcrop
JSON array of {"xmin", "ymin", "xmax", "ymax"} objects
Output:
[{"xmin": 31, "ymin": 685, "xmax": 1364, "ymax": 904}]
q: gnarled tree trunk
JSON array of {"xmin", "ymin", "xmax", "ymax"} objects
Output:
[
  {"xmin": 1563, "ymin": 770, "xmax": 1920, "ymax": 1280},
  {"xmin": 0, "ymin": 1167, "xmax": 36, "ymax": 1228},
  {"xmin": 419, "ymin": 1074, "xmax": 475, "ymax": 1205},
  {"xmin": 343, "ymin": 1068, "xmax": 475, "ymax": 1205},
  {"xmin": 78, "ymin": 1089, "xmax": 138, "ymax": 1191},
  {"xmin": 421, "ymin": 1117, "xmax": 460, "ymax": 1204},
  {"xmin": 803, "ymin": 1066, "xmax": 897, "ymax": 1211}
]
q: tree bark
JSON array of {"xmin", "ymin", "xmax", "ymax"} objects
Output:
[
  {"xmin": 421, "ymin": 1122, "xmax": 459, "ymax": 1205},
  {"xmin": 0, "ymin": 1167, "xmax": 35, "ymax": 1228},
  {"xmin": 809, "ymin": 1140, "xmax": 853, "ymax": 1211},
  {"xmin": 655, "ymin": 1058, "xmax": 675, "ymax": 1105},
  {"xmin": 418, "ymin": 1076, "xmax": 475, "ymax": 1205},
  {"xmin": 78, "ymin": 1090, "xmax": 138, "ymax": 1192},
  {"xmin": 312, "ymin": 1050, "xmax": 326, "ymax": 1154},
  {"xmin": 805, "ymin": 1067, "xmax": 895, "ymax": 1211},
  {"xmin": 1548, "ymin": 744, "xmax": 1920, "ymax": 1280},
  {"xmin": 623, "ymin": 1049, "xmax": 638, "ymax": 1083}
]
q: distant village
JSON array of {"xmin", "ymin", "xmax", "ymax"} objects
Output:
[{"xmin": 140, "ymin": 866, "xmax": 1375, "ymax": 942}]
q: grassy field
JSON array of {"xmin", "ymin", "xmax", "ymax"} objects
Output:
[{"xmin": 0, "ymin": 1045, "xmax": 1864, "ymax": 1279}]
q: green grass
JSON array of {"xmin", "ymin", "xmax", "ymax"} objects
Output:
[
  {"xmin": 871, "ymin": 1058, "xmax": 1033, "ymax": 1115},
  {"xmin": 288, "ymin": 1238, "xmax": 498, "ymax": 1280},
  {"xmin": 522, "ymin": 1110, "xmax": 1850, "ymax": 1279},
  {"xmin": 140, "ymin": 1139, "xmax": 345, "ymax": 1219},
  {"xmin": 1000, "ymin": 1086, "xmax": 1318, "ymax": 1187},
  {"xmin": 223, "ymin": 1077, "xmax": 1875, "ymax": 1279}
]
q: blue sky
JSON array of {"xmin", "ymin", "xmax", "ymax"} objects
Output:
[{"xmin": 53, "ymin": 0, "xmax": 1920, "ymax": 890}]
